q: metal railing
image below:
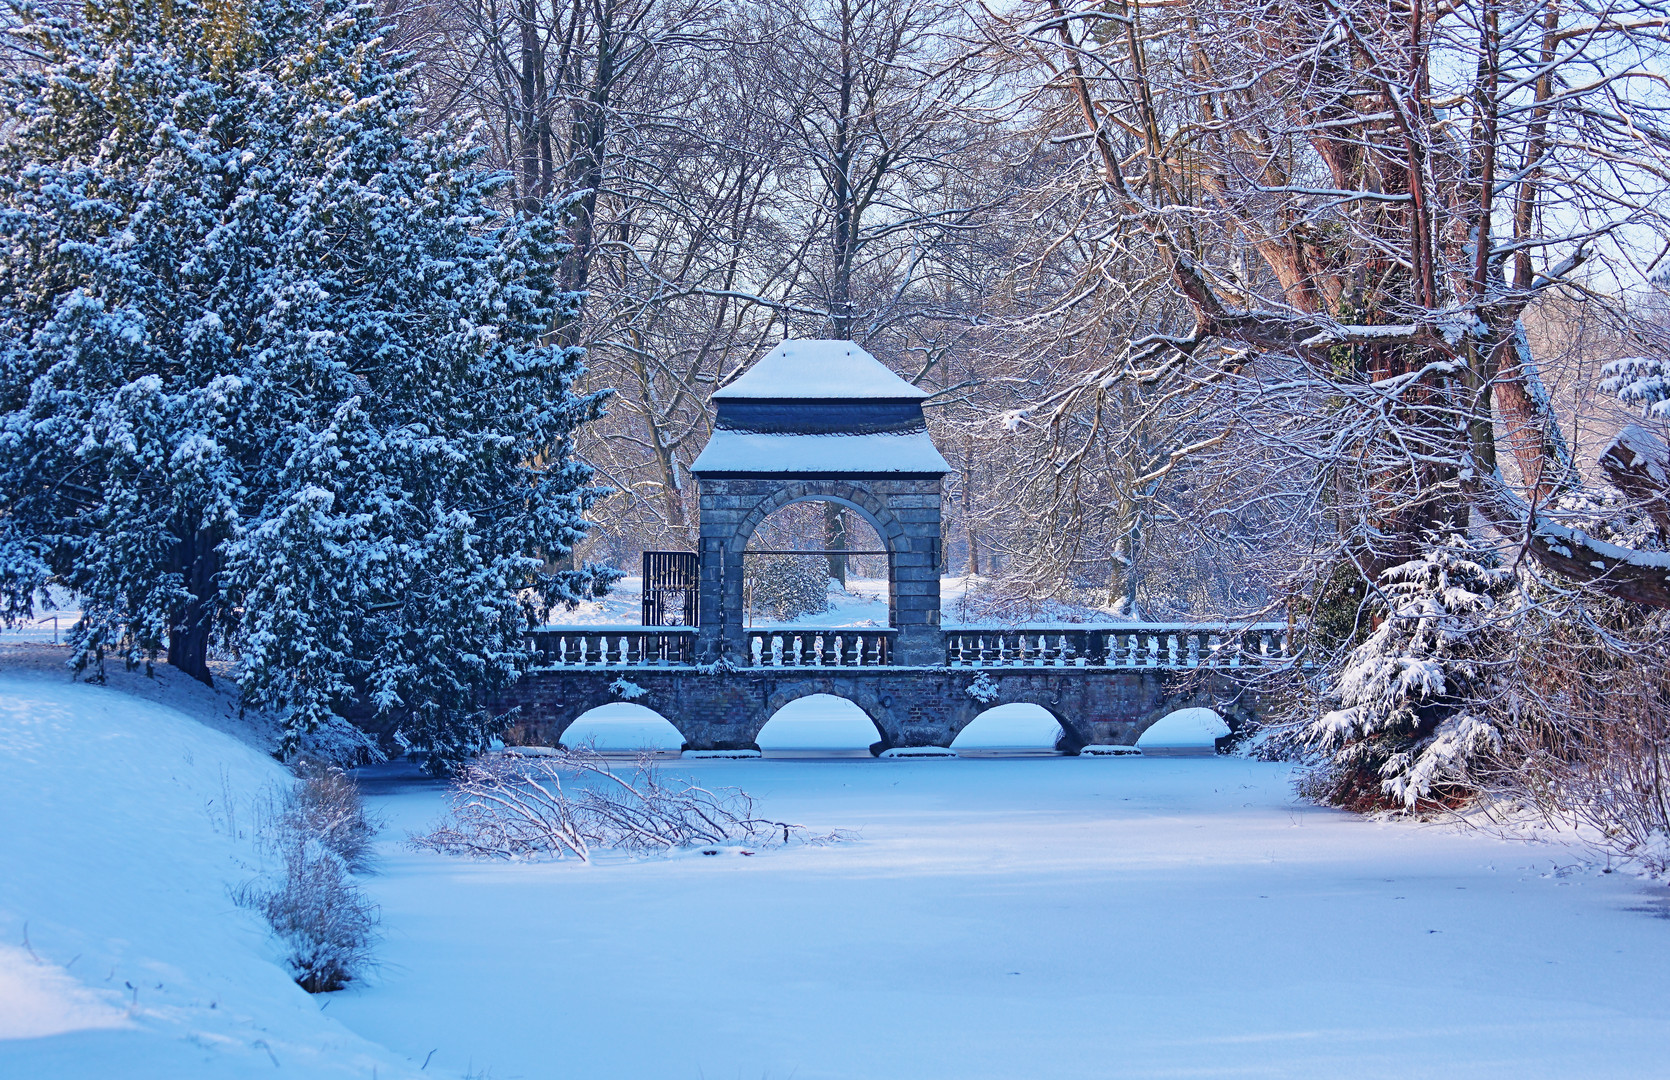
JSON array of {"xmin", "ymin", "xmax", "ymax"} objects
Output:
[
  {"xmin": 528, "ymin": 626, "xmax": 697, "ymax": 667},
  {"xmin": 745, "ymin": 627, "xmax": 896, "ymax": 667},
  {"xmin": 942, "ymin": 624, "xmax": 1291, "ymax": 668}
]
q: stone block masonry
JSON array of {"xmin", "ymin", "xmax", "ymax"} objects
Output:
[{"xmin": 494, "ymin": 666, "xmax": 1259, "ymax": 753}]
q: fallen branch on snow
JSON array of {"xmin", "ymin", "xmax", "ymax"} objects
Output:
[{"xmin": 412, "ymin": 749, "xmax": 847, "ymax": 860}]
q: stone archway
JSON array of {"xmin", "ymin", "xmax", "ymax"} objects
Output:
[
  {"xmin": 756, "ymin": 682, "xmax": 891, "ymax": 754},
  {"xmin": 696, "ymin": 475, "xmax": 944, "ymax": 664}
]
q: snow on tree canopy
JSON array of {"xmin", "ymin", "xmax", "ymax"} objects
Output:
[{"xmin": 0, "ymin": 0, "xmax": 613, "ymax": 769}]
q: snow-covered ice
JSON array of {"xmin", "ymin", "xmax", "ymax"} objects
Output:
[
  {"xmin": 8, "ymin": 664, "xmax": 1670, "ymax": 1079},
  {"xmin": 330, "ymin": 748, "xmax": 1670, "ymax": 1080}
]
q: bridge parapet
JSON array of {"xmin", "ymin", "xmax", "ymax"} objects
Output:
[
  {"xmin": 943, "ymin": 623, "xmax": 1292, "ymax": 669},
  {"xmin": 745, "ymin": 627, "xmax": 895, "ymax": 667},
  {"xmin": 529, "ymin": 626, "xmax": 697, "ymax": 667},
  {"xmin": 526, "ymin": 621, "xmax": 1291, "ymax": 670}
]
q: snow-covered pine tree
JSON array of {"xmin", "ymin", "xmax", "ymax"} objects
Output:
[
  {"xmin": 0, "ymin": 0, "xmax": 613, "ymax": 766},
  {"xmin": 1294, "ymin": 534, "xmax": 1517, "ymax": 812}
]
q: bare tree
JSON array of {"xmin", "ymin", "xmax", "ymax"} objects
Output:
[{"xmin": 975, "ymin": 0, "xmax": 1670, "ymax": 612}]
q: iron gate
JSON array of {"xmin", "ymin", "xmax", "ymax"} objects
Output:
[{"xmin": 641, "ymin": 551, "xmax": 700, "ymax": 627}]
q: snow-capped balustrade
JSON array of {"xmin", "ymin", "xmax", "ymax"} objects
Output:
[
  {"xmin": 745, "ymin": 628, "xmax": 896, "ymax": 667},
  {"xmin": 528, "ymin": 627, "xmax": 697, "ymax": 667},
  {"xmin": 942, "ymin": 624, "xmax": 1291, "ymax": 669}
]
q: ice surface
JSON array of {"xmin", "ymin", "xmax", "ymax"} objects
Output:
[
  {"xmin": 691, "ymin": 429, "xmax": 951, "ymax": 475},
  {"xmin": 713, "ymin": 340, "xmax": 927, "ymax": 400},
  {"xmin": 331, "ymin": 755, "xmax": 1670, "ymax": 1080}
]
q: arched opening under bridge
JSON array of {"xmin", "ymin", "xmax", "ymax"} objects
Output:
[
  {"xmin": 755, "ymin": 694, "xmax": 884, "ymax": 757},
  {"xmin": 951, "ymin": 703, "xmax": 1066, "ymax": 755},
  {"xmin": 1136, "ymin": 707, "xmax": 1230, "ymax": 753},
  {"xmin": 559, "ymin": 703, "xmax": 683, "ymax": 753}
]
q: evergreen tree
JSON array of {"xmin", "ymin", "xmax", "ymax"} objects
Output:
[
  {"xmin": 1294, "ymin": 535, "xmax": 1517, "ymax": 811},
  {"xmin": 0, "ymin": 0, "xmax": 613, "ymax": 765}
]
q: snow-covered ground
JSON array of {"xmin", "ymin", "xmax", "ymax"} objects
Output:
[
  {"xmin": 330, "ymin": 751, "xmax": 1670, "ymax": 1080},
  {"xmin": 0, "ymin": 670, "xmax": 421, "ymax": 1079},
  {"xmin": 7, "ymin": 659, "xmax": 1670, "ymax": 1079}
]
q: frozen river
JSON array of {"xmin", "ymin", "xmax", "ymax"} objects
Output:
[{"xmin": 330, "ymin": 750, "xmax": 1670, "ymax": 1080}]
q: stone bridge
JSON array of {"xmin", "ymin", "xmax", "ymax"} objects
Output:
[
  {"xmin": 497, "ymin": 625, "xmax": 1281, "ymax": 754},
  {"xmin": 505, "ymin": 340, "xmax": 1288, "ymax": 755}
]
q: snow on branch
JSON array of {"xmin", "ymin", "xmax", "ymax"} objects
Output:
[{"xmin": 413, "ymin": 749, "xmax": 848, "ymax": 860}]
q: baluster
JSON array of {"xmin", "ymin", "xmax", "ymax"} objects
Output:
[
  {"xmin": 822, "ymin": 633, "xmax": 838, "ymax": 666},
  {"xmin": 1186, "ymin": 632, "xmax": 1200, "ymax": 667}
]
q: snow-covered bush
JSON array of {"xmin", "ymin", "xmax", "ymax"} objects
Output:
[
  {"xmin": 1601, "ymin": 356, "xmax": 1670, "ymax": 417},
  {"xmin": 283, "ymin": 763, "xmax": 381, "ymax": 874},
  {"xmin": 1293, "ymin": 534, "xmax": 1516, "ymax": 812},
  {"xmin": 966, "ymin": 671, "xmax": 1001, "ymax": 704},
  {"xmin": 413, "ymin": 749, "xmax": 835, "ymax": 860},
  {"xmin": 239, "ymin": 766, "xmax": 380, "ymax": 991},
  {"xmin": 746, "ymin": 554, "xmax": 829, "ymax": 622},
  {"xmin": 0, "ymin": 0, "xmax": 613, "ymax": 770}
]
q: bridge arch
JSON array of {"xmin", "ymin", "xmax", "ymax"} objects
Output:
[
  {"xmin": 967, "ymin": 686, "xmax": 1095, "ymax": 752},
  {"xmin": 756, "ymin": 691, "xmax": 887, "ymax": 752},
  {"xmin": 559, "ymin": 702, "xmax": 683, "ymax": 752},
  {"xmin": 756, "ymin": 681, "xmax": 892, "ymax": 754},
  {"xmin": 951, "ymin": 703, "xmax": 1068, "ymax": 753}
]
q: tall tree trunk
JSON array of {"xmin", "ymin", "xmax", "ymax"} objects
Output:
[
  {"xmin": 167, "ymin": 524, "xmax": 218, "ymax": 685},
  {"xmin": 825, "ymin": 503, "xmax": 848, "ymax": 587}
]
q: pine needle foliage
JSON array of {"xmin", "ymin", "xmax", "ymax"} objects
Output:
[{"xmin": 0, "ymin": 0, "xmax": 614, "ymax": 767}]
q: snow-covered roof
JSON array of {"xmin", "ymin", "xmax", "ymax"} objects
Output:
[
  {"xmin": 691, "ymin": 429, "xmax": 950, "ymax": 475},
  {"xmin": 712, "ymin": 340, "xmax": 927, "ymax": 400}
]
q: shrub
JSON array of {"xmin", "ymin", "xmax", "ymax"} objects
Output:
[
  {"xmin": 284, "ymin": 762, "xmax": 381, "ymax": 874},
  {"xmin": 413, "ymin": 748, "xmax": 841, "ymax": 860},
  {"xmin": 1283, "ymin": 534, "xmax": 1516, "ymax": 812},
  {"xmin": 241, "ymin": 838, "xmax": 378, "ymax": 993},
  {"xmin": 238, "ymin": 766, "xmax": 380, "ymax": 991},
  {"xmin": 746, "ymin": 553, "xmax": 829, "ymax": 622}
]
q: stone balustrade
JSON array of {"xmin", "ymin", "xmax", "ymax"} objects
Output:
[
  {"xmin": 745, "ymin": 628, "xmax": 896, "ymax": 667},
  {"xmin": 942, "ymin": 624, "xmax": 1292, "ymax": 668},
  {"xmin": 528, "ymin": 626, "xmax": 697, "ymax": 667},
  {"xmin": 526, "ymin": 622, "xmax": 1291, "ymax": 669}
]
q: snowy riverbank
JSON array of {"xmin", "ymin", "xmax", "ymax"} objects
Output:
[{"xmin": 4, "ymin": 660, "xmax": 1669, "ymax": 1079}]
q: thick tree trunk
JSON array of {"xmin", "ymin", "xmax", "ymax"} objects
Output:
[
  {"xmin": 825, "ymin": 503, "xmax": 848, "ymax": 587},
  {"xmin": 167, "ymin": 525, "xmax": 218, "ymax": 686}
]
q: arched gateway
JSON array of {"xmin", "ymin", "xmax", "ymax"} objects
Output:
[
  {"xmin": 690, "ymin": 340, "xmax": 948, "ymax": 665},
  {"xmin": 503, "ymin": 340, "xmax": 1287, "ymax": 753}
]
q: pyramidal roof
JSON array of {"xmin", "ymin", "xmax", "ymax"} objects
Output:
[{"xmin": 712, "ymin": 340, "xmax": 927, "ymax": 400}]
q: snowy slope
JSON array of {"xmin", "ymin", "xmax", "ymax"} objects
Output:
[{"xmin": 0, "ymin": 674, "xmax": 420, "ymax": 1079}]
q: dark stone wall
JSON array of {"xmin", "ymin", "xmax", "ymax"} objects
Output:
[
  {"xmin": 695, "ymin": 476, "xmax": 944, "ymax": 665},
  {"xmin": 494, "ymin": 667, "xmax": 1260, "ymax": 753}
]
